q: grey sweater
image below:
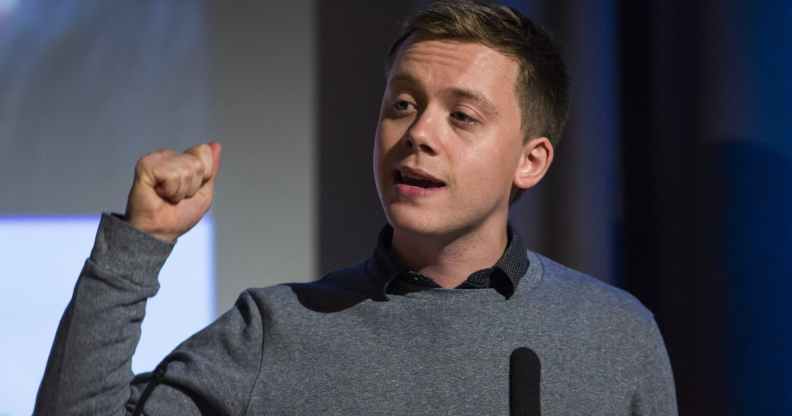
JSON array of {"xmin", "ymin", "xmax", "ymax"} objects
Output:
[{"xmin": 35, "ymin": 213, "xmax": 678, "ymax": 415}]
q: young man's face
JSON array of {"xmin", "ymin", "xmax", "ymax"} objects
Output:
[{"xmin": 373, "ymin": 37, "xmax": 528, "ymax": 238}]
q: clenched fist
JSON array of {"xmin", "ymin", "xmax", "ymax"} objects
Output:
[{"xmin": 124, "ymin": 142, "xmax": 222, "ymax": 242}]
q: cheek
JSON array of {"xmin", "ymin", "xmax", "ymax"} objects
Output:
[
  {"xmin": 373, "ymin": 121, "xmax": 404, "ymax": 180},
  {"xmin": 375, "ymin": 120, "xmax": 410, "ymax": 161},
  {"xmin": 454, "ymin": 142, "xmax": 519, "ymax": 196},
  {"xmin": 374, "ymin": 117, "xmax": 399, "ymax": 152}
]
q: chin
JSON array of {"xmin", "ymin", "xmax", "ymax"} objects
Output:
[
  {"xmin": 383, "ymin": 195, "xmax": 508, "ymax": 244},
  {"xmin": 384, "ymin": 202, "xmax": 457, "ymax": 237}
]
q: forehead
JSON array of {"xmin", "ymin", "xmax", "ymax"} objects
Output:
[{"xmin": 388, "ymin": 37, "xmax": 520, "ymax": 102}]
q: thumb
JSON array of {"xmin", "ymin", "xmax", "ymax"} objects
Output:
[
  {"xmin": 194, "ymin": 141, "xmax": 222, "ymax": 202},
  {"xmin": 208, "ymin": 141, "xmax": 222, "ymax": 179}
]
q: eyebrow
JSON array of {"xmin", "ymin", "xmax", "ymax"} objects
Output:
[
  {"xmin": 447, "ymin": 87, "xmax": 499, "ymax": 118},
  {"xmin": 388, "ymin": 73, "xmax": 500, "ymax": 118}
]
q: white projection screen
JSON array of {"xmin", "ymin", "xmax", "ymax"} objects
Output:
[{"xmin": 0, "ymin": 215, "xmax": 215, "ymax": 416}]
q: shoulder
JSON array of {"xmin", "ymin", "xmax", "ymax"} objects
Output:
[
  {"xmin": 527, "ymin": 251, "xmax": 656, "ymax": 331},
  {"xmin": 243, "ymin": 259, "xmax": 375, "ymax": 314},
  {"xmin": 528, "ymin": 252, "xmax": 675, "ymax": 403}
]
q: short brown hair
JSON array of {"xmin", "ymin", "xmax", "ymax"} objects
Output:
[{"xmin": 385, "ymin": 0, "xmax": 568, "ymax": 147}]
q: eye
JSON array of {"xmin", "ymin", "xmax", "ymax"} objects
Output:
[
  {"xmin": 450, "ymin": 111, "xmax": 478, "ymax": 125},
  {"xmin": 392, "ymin": 99, "xmax": 415, "ymax": 113}
]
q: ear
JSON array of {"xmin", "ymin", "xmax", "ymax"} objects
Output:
[{"xmin": 513, "ymin": 137, "xmax": 554, "ymax": 191}]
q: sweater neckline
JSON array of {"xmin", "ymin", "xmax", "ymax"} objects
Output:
[{"xmin": 365, "ymin": 250, "xmax": 545, "ymax": 303}]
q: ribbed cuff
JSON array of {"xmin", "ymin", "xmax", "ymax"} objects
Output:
[{"xmin": 89, "ymin": 212, "xmax": 176, "ymax": 286}]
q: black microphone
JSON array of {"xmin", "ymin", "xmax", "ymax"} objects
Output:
[{"xmin": 510, "ymin": 347, "xmax": 541, "ymax": 416}]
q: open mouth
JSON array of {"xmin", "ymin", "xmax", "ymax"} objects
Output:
[{"xmin": 393, "ymin": 169, "xmax": 446, "ymax": 189}]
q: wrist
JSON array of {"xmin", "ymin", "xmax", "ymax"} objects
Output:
[{"xmin": 119, "ymin": 214, "xmax": 178, "ymax": 244}]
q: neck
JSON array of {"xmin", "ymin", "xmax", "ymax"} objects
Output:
[{"xmin": 391, "ymin": 215, "xmax": 509, "ymax": 288}]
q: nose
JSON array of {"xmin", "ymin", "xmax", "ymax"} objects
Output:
[{"xmin": 405, "ymin": 108, "xmax": 439, "ymax": 156}]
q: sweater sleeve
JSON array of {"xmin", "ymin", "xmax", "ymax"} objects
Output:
[
  {"xmin": 34, "ymin": 213, "xmax": 265, "ymax": 416},
  {"xmin": 630, "ymin": 317, "xmax": 679, "ymax": 416}
]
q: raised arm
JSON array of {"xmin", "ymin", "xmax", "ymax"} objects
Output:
[{"xmin": 34, "ymin": 143, "xmax": 263, "ymax": 415}]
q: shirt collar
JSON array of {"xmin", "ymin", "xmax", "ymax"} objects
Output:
[{"xmin": 367, "ymin": 223, "xmax": 528, "ymax": 299}]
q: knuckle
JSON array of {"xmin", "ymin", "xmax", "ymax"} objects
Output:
[
  {"xmin": 134, "ymin": 158, "xmax": 146, "ymax": 174},
  {"xmin": 138, "ymin": 152, "xmax": 158, "ymax": 167},
  {"xmin": 135, "ymin": 154, "xmax": 157, "ymax": 177},
  {"xmin": 161, "ymin": 174, "xmax": 178, "ymax": 189},
  {"xmin": 159, "ymin": 169, "xmax": 183, "ymax": 188},
  {"xmin": 174, "ymin": 166, "xmax": 190, "ymax": 183},
  {"xmin": 180, "ymin": 160, "xmax": 202, "ymax": 183},
  {"xmin": 189, "ymin": 156, "xmax": 206, "ymax": 176},
  {"xmin": 136, "ymin": 149, "xmax": 175, "ymax": 174},
  {"xmin": 185, "ymin": 143, "xmax": 208, "ymax": 158},
  {"xmin": 150, "ymin": 148, "xmax": 176, "ymax": 159}
]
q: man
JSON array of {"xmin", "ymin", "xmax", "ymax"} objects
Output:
[{"xmin": 35, "ymin": 1, "xmax": 677, "ymax": 415}]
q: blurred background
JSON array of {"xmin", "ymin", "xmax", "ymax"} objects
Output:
[{"xmin": 1, "ymin": 0, "xmax": 790, "ymax": 415}]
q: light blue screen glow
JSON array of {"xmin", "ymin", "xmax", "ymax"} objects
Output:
[{"xmin": 0, "ymin": 215, "xmax": 215, "ymax": 415}]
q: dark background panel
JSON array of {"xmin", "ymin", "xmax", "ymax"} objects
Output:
[
  {"xmin": 618, "ymin": 1, "xmax": 717, "ymax": 413},
  {"xmin": 317, "ymin": 1, "xmax": 417, "ymax": 274}
]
